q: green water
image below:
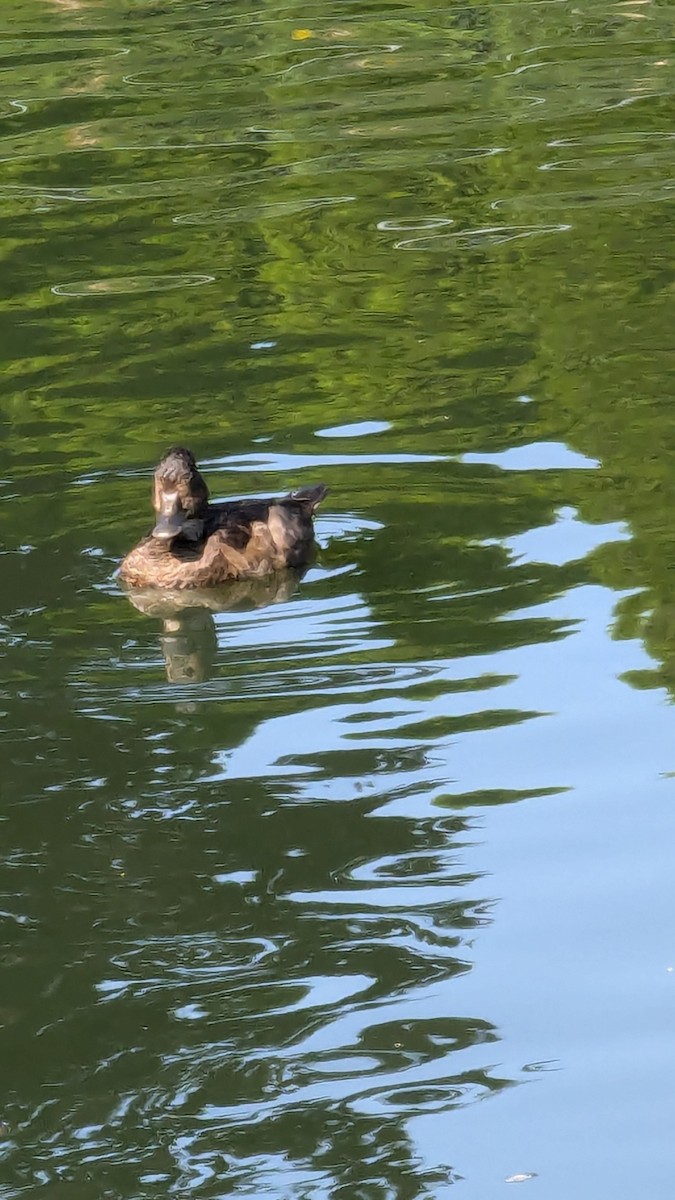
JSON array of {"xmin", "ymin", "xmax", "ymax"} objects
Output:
[{"xmin": 2, "ymin": 1, "xmax": 675, "ymax": 1196}]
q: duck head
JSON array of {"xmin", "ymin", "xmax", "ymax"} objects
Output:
[{"xmin": 152, "ymin": 447, "xmax": 209, "ymax": 543}]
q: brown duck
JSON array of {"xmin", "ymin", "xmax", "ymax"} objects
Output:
[{"xmin": 119, "ymin": 446, "xmax": 328, "ymax": 589}]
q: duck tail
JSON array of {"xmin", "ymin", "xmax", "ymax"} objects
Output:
[{"xmin": 288, "ymin": 484, "xmax": 328, "ymax": 513}]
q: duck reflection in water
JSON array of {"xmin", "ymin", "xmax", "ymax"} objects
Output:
[{"xmin": 124, "ymin": 570, "xmax": 304, "ymax": 683}]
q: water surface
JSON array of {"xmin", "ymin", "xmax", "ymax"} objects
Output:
[{"xmin": 2, "ymin": 1, "xmax": 675, "ymax": 1196}]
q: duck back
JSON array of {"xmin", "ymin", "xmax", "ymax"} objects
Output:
[{"xmin": 119, "ymin": 483, "xmax": 328, "ymax": 589}]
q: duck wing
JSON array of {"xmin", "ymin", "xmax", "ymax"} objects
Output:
[
  {"xmin": 207, "ymin": 486, "xmax": 328, "ymax": 569},
  {"xmin": 206, "ymin": 498, "xmax": 272, "ymax": 550},
  {"xmin": 208, "ymin": 485, "xmax": 328, "ymax": 540}
]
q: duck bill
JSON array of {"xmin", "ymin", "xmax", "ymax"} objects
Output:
[
  {"xmin": 152, "ymin": 497, "xmax": 188, "ymax": 542},
  {"xmin": 152, "ymin": 513, "xmax": 186, "ymax": 541}
]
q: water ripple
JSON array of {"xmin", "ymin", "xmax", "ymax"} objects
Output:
[
  {"xmin": 52, "ymin": 273, "xmax": 215, "ymax": 296},
  {"xmin": 393, "ymin": 223, "xmax": 572, "ymax": 250}
]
